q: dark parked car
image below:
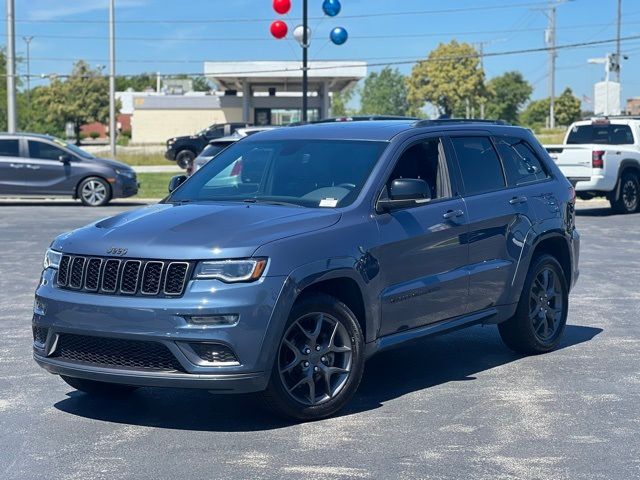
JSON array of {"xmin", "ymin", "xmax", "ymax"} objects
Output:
[
  {"xmin": 0, "ymin": 133, "xmax": 138, "ymax": 206},
  {"xmin": 34, "ymin": 119, "xmax": 579, "ymax": 421},
  {"xmin": 165, "ymin": 122, "xmax": 251, "ymax": 169}
]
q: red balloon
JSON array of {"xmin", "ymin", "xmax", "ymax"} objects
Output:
[
  {"xmin": 273, "ymin": 0, "xmax": 291, "ymax": 15},
  {"xmin": 270, "ymin": 20, "xmax": 288, "ymax": 39}
]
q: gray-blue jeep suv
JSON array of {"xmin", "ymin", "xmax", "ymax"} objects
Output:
[{"xmin": 33, "ymin": 119, "xmax": 580, "ymax": 421}]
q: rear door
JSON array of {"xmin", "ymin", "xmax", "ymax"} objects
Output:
[
  {"xmin": 448, "ymin": 134, "xmax": 535, "ymax": 312},
  {"xmin": 374, "ymin": 135, "xmax": 470, "ymax": 336},
  {"xmin": 0, "ymin": 138, "xmax": 24, "ymax": 194}
]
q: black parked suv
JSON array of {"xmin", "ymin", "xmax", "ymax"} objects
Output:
[
  {"xmin": 165, "ymin": 122, "xmax": 250, "ymax": 169},
  {"xmin": 35, "ymin": 119, "xmax": 579, "ymax": 421}
]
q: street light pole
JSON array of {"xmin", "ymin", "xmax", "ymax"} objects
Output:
[
  {"xmin": 6, "ymin": 0, "xmax": 17, "ymax": 133},
  {"xmin": 108, "ymin": 0, "xmax": 117, "ymax": 156},
  {"xmin": 302, "ymin": 0, "xmax": 308, "ymax": 123}
]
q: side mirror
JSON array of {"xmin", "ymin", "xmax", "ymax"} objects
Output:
[
  {"xmin": 377, "ymin": 178, "xmax": 431, "ymax": 213},
  {"xmin": 168, "ymin": 174, "xmax": 187, "ymax": 193},
  {"xmin": 58, "ymin": 154, "xmax": 71, "ymax": 163}
]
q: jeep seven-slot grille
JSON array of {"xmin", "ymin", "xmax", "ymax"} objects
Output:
[
  {"xmin": 53, "ymin": 333, "xmax": 185, "ymax": 372},
  {"xmin": 56, "ymin": 254, "xmax": 192, "ymax": 297}
]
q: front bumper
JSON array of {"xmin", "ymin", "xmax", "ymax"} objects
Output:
[
  {"xmin": 112, "ymin": 176, "xmax": 139, "ymax": 199},
  {"xmin": 33, "ymin": 268, "xmax": 288, "ymax": 393}
]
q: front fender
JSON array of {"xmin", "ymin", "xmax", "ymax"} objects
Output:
[{"xmin": 256, "ymin": 258, "xmax": 378, "ymax": 377}]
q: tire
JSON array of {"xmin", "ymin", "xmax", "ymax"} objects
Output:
[
  {"xmin": 60, "ymin": 375, "xmax": 138, "ymax": 396},
  {"xmin": 261, "ymin": 293, "xmax": 365, "ymax": 421},
  {"xmin": 498, "ymin": 254, "xmax": 568, "ymax": 355},
  {"xmin": 175, "ymin": 150, "xmax": 195, "ymax": 170},
  {"xmin": 610, "ymin": 171, "xmax": 640, "ymax": 214},
  {"xmin": 78, "ymin": 176, "xmax": 111, "ymax": 207}
]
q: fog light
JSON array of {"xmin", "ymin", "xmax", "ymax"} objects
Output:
[
  {"xmin": 185, "ymin": 314, "xmax": 239, "ymax": 326},
  {"xmin": 33, "ymin": 297, "xmax": 46, "ymax": 316},
  {"xmin": 189, "ymin": 342, "xmax": 239, "ymax": 364}
]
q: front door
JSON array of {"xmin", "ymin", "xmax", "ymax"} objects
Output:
[
  {"xmin": 373, "ymin": 136, "xmax": 470, "ymax": 337},
  {"xmin": 24, "ymin": 140, "xmax": 77, "ymax": 195}
]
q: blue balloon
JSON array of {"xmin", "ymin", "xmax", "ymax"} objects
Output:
[
  {"xmin": 330, "ymin": 26, "xmax": 348, "ymax": 45},
  {"xmin": 322, "ymin": 0, "xmax": 341, "ymax": 17}
]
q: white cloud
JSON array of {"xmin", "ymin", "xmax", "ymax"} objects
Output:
[{"xmin": 25, "ymin": 0, "xmax": 147, "ymax": 21}]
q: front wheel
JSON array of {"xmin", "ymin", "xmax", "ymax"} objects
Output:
[
  {"xmin": 610, "ymin": 171, "xmax": 639, "ymax": 214},
  {"xmin": 78, "ymin": 177, "xmax": 111, "ymax": 207},
  {"xmin": 175, "ymin": 150, "xmax": 195, "ymax": 170},
  {"xmin": 60, "ymin": 375, "xmax": 138, "ymax": 396},
  {"xmin": 498, "ymin": 254, "xmax": 568, "ymax": 355},
  {"xmin": 262, "ymin": 293, "xmax": 365, "ymax": 421}
]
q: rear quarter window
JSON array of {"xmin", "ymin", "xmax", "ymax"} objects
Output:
[{"xmin": 494, "ymin": 136, "xmax": 549, "ymax": 186}]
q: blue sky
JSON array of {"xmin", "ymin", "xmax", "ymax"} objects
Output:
[{"xmin": 5, "ymin": 0, "xmax": 640, "ymax": 110}]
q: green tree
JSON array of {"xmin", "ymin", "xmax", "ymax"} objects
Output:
[
  {"xmin": 116, "ymin": 73, "xmax": 157, "ymax": 91},
  {"xmin": 555, "ymin": 87, "xmax": 581, "ymax": 126},
  {"xmin": 331, "ymin": 85, "xmax": 356, "ymax": 117},
  {"xmin": 485, "ymin": 71, "xmax": 532, "ymax": 123},
  {"xmin": 407, "ymin": 40, "xmax": 486, "ymax": 117},
  {"xmin": 33, "ymin": 61, "xmax": 112, "ymax": 142},
  {"xmin": 359, "ymin": 67, "xmax": 410, "ymax": 116},
  {"xmin": 520, "ymin": 88, "xmax": 582, "ymax": 129}
]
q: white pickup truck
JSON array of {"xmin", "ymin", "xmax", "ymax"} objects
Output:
[{"xmin": 545, "ymin": 117, "xmax": 640, "ymax": 213}]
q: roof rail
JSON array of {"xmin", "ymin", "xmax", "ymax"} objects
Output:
[{"xmin": 413, "ymin": 118, "xmax": 510, "ymax": 127}]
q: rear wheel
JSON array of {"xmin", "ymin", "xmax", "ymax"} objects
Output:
[
  {"xmin": 262, "ymin": 293, "xmax": 364, "ymax": 421},
  {"xmin": 610, "ymin": 171, "xmax": 639, "ymax": 214},
  {"xmin": 78, "ymin": 177, "xmax": 111, "ymax": 207},
  {"xmin": 60, "ymin": 375, "xmax": 138, "ymax": 396},
  {"xmin": 498, "ymin": 254, "xmax": 568, "ymax": 355},
  {"xmin": 175, "ymin": 150, "xmax": 195, "ymax": 170}
]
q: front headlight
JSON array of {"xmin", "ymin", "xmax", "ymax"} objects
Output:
[
  {"xmin": 115, "ymin": 169, "xmax": 136, "ymax": 179},
  {"xmin": 193, "ymin": 258, "xmax": 267, "ymax": 283},
  {"xmin": 43, "ymin": 248, "xmax": 62, "ymax": 270}
]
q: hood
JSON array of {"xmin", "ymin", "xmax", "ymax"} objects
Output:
[
  {"xmin": 51, "ymin": 202, "xmax": 341, "ymax": 260},
  {"xmin": 90, "ymin": 157, "xmax": 134, "ymax": 171}
]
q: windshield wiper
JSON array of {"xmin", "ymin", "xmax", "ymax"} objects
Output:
[{"xmin": 242, "ymin": 198, "xmax": 303, "ymax": 208}]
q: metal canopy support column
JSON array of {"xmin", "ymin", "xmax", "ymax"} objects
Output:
[
  {"xmin": 242, "ymin": 80, "xmax": 251, "ymax": 123},
  {"xmin": 321, "ymin": 81, "xmax": 330, "ymax": 119}
]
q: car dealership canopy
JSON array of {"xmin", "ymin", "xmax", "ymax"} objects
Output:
[{"xmin": 204, "ymin": 61, "xmax": 367, "ymax": 124}]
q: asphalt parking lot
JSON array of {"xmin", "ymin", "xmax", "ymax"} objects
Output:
[{"xmin": 0, "ymin": 200, "xmax": 638, "ymax": 480}]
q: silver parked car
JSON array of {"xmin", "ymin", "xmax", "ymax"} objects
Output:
[
  {"xmin": 0, "ymin": 133, "xmax": 138, "ymax": 206},
  {"xmin": 190, "ymin": 126, "xmax": 276, "ymax": 176}
]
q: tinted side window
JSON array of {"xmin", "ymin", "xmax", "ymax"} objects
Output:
[
  {"xmin": 494, "ymin": 136, "xmax": 549, "ymax": 186},
  {"xmin": 450, "ymin": 136, "xmax": 505, "ymax": 195},
  {"xmin": 388, "ymin": 138, "xmax": 452, "ymax": 200},
  {"xmin": 28, "ymin": 141, "xmax": 66, "ymax": 161},
  {"xmin": 0, "ymin": 139, "xmax": 19, "ymax": 157}
]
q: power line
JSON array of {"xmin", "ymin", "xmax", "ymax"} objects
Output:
[
  {"xmin": 9, "ymin": 33, "xmax": 640, "ymax": 78},
  {"xmin": 9, "ymin": 19, "xmax": 638, "ymax": 43},
  {"xmin": 8, "ymin": 2, "xmax": 556, "ymax": 24}
]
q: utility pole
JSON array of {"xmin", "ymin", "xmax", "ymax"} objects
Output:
[
  {"xmin": 22, "ymin": 36, "xmax": 34, "ymax": 102},
  {"xmin": 616, "ymin": 0, "xmax": 622, "ymax": 83},
  {"xmin": 544, "ymin": 5, "xmax": 557, "ymax": 129},
  {"xmin": 302, "ymin": 0, "xmax": 308, "ymax": 122},
  {"xmin": 108, "ymin": 0, "xmax": 117, "ymax": 156},
  {"xmin": 6, "ymin": 0, "xmax": 17, "ymax": 133}
]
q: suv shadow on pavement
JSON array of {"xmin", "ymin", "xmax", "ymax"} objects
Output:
[
  {"xmin": 576, "ymin": 207, "xmax": 639, "ymax": 218},
  {"xmin": 52, "ymin": 324, "xmax": 601, "ymax": 432}
]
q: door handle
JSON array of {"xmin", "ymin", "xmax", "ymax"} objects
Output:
[
  {"xmin": 443, "ymin": 209, "xmax": 464, "ymax": 219},
  {"xmin": 509, "ymin": 195, "xmax": 528, "ymax": 205},
  {"xmin": 9, "ymin": 163, "xmax": 23, "ymax": 168},
  {"xmin": 25, "ymin": 164, "xmax": 40, "ymax": 170}
]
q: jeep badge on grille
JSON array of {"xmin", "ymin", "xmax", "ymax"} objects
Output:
[{"xmin": 107, "ymin": 247, "xmax": 128, "ymax": 256}]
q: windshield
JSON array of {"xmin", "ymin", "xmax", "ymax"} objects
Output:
[
  {"xmin": 51, "ymin": 138, "xmax": 94, "ymax": 159},
  {"xmin": 566, "ymin": 124, "xmax": 635, "ymax": 145},
  {"xmin": 169, "ymin": 139, "xmax": 387, "ymax": 208}
]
